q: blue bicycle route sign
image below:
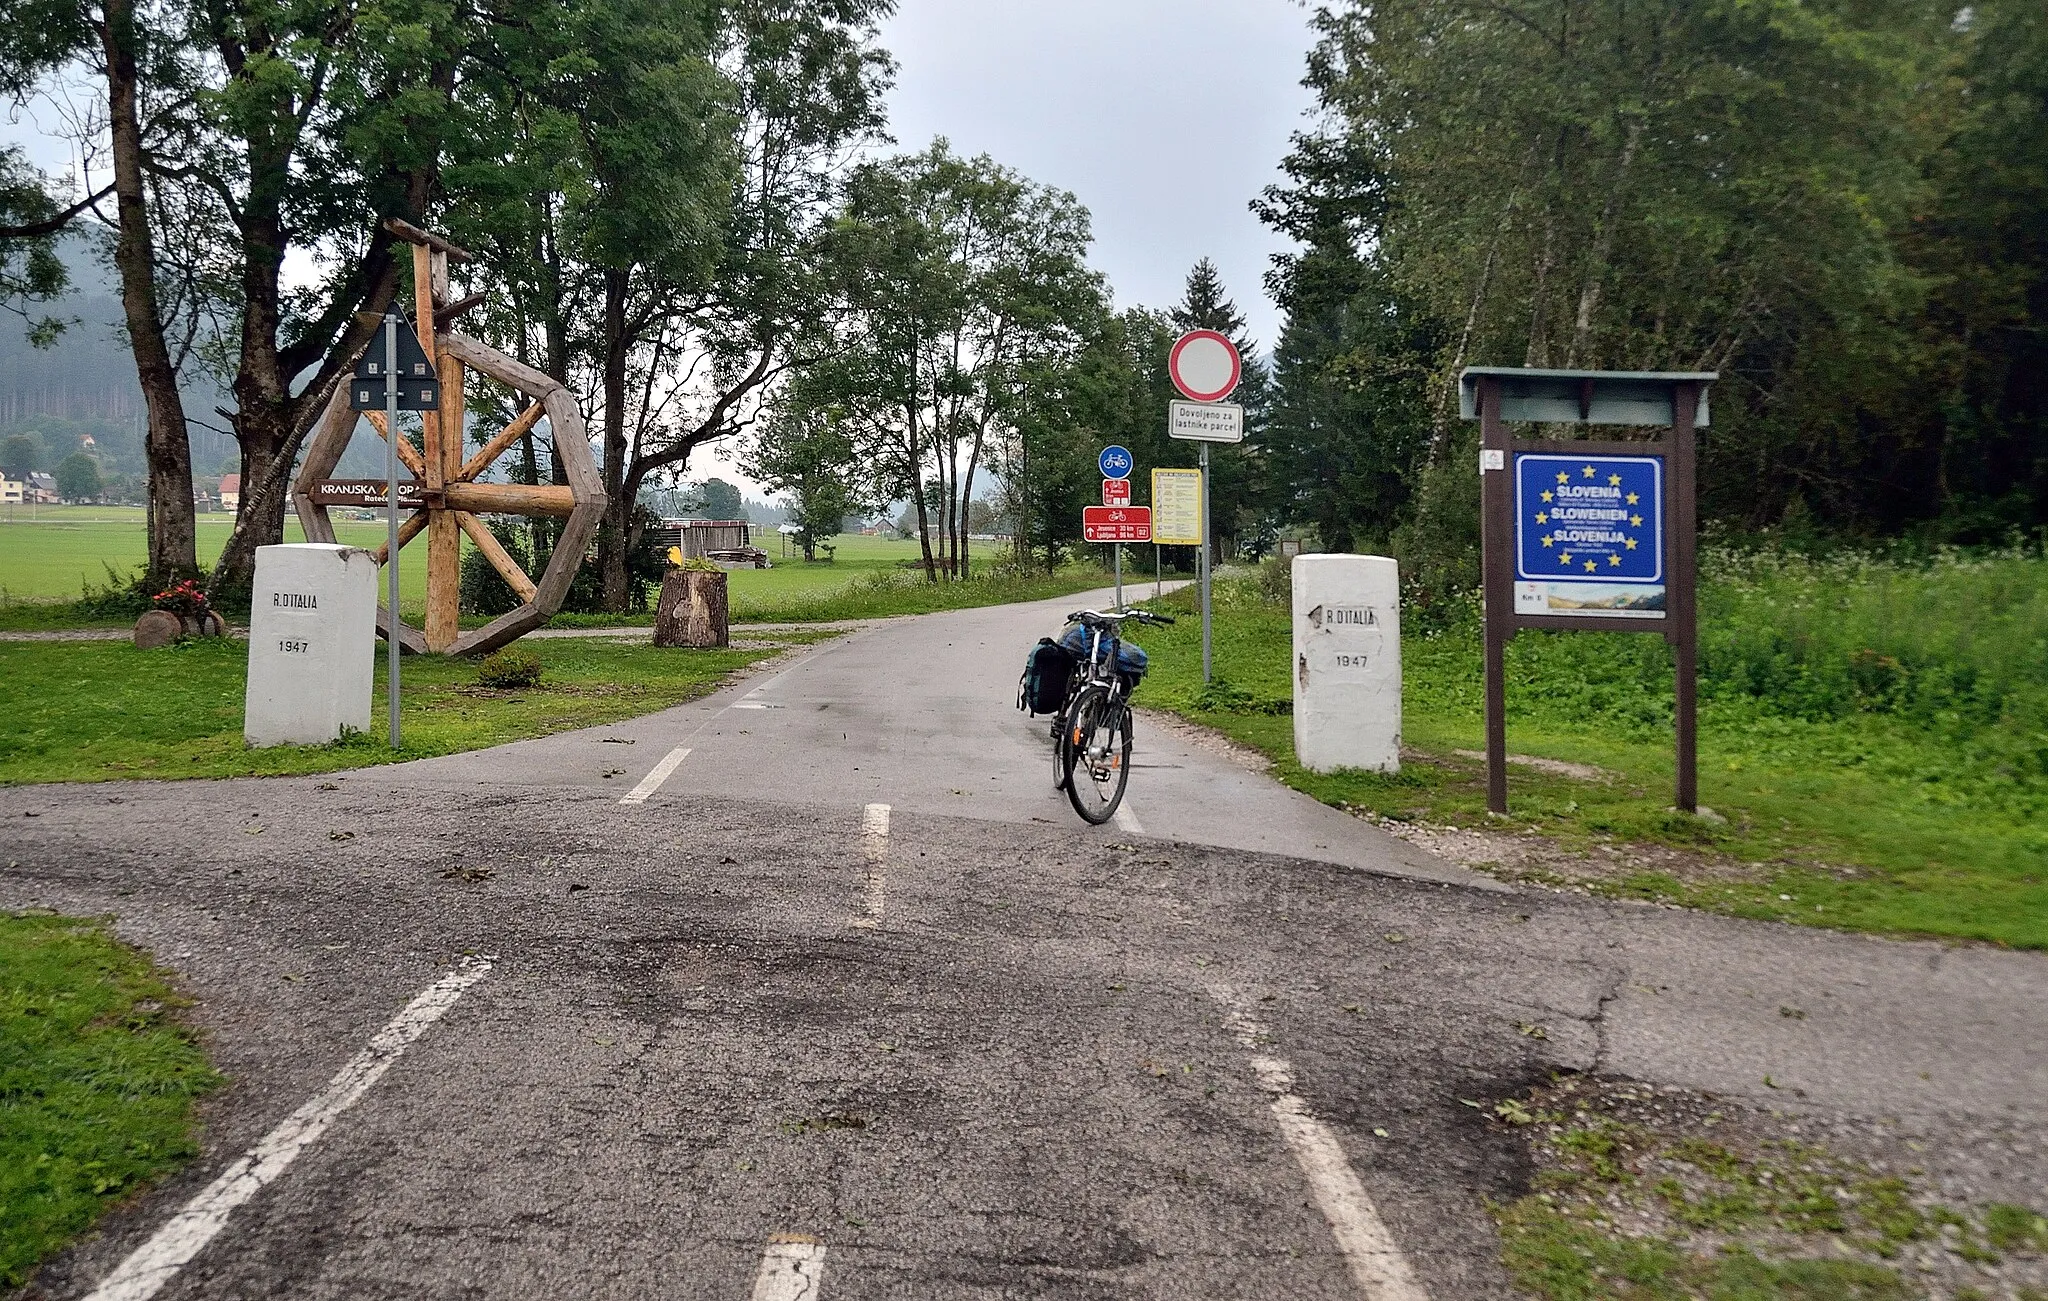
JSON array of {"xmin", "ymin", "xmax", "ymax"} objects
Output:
[
  {"xmin": 1513, "ymin": 453, "xmax": 1665, "ymax": 618},
  {"xmin": 1098, "ymin": 445, "xmax": 1133, "ymax": 479}
]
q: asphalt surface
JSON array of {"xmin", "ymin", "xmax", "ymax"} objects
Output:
[{"xmin": 6, "ymin": 582, "xmax": 2045, "ymax": 1299}]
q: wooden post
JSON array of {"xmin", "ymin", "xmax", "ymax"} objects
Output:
[
  {"xmin": 1479, "ymin": 376, "xmax": 1512, "ymax": 815},
  {"xmin": 415, "ymin": 244, "xmax": 461, "ymax": 652},
  {"xmin": 1670, "ymin": 382, "xmax": 1700, "ymax": 812}
]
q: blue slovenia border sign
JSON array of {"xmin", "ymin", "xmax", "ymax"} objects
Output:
[
  {"xmin": 1098, "ymin": 444, "xmax": 1133, "ymax": 479},
  {"xmin": 1513, "ymin": 453, "xmax": 1665, "ymax": 618}
]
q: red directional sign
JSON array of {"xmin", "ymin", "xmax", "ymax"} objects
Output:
[
  {"xmin": 1102, "ymin": 477, "xmax": 1131, "ymax": 506},
  {"xmin": 1083, "ymin": 505, "xmax": 1152, "ymax": 542},
  {"xmin": 1168, "ymin": 329, "xmax": 1242, "ymax": 403}
]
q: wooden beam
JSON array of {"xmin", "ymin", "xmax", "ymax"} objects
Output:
[
  {"xmin": 372, "ymin": 510, "xmax": 429, "ymax": 566},
  {"xmin": 382, "ymin": 217, "xmax": 473, "ymax": 264},
  {"xmin": 454, "ymin": 510, "xmax": 537, "ymax": 602},
  {"xmin": 292, "ymin": 384, "xmax": 359, "ymax": 544},
  {"xmin": 543, "ymin": 387, "xmax": 604, "ymax": 500},
  {"xmin": 416, "ymin": 243, "xmax": 462, "ymax": 652},
  {"xmin": 457, "ymin": 401, "xmax": 546, "ymax": 484},
  {"xmin": 363, "ymin": 410, "xmax": 428, "ymax": 479},
  {"xmin": 439, "ymin": 482, "xmax": 577, "ymax": 517},
  {"xmin": 433, "ymin": 291, "xmax": 488, "ymax": 328},
  {"xmin": 439, "ymin": 333, "xmax": 562, "ymax": 402},
  {"xmin": 363, "ymin": 410, "xmax": 428, "ymax": 478}
]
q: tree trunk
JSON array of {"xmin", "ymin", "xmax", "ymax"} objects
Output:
[
  {"xmin": 1566, "ymin": 118, "xmax": 1645, "ymax": 368},
  {"xmin": 101, "ymin": 0, "xmax": 195, "ymax": 584},
  {"xmin": 598, "ymin": 268, "xmax": 632, "ymax": 611}
]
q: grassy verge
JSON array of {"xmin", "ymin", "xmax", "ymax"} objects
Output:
[
  {"xmin": 1484, "ymin": 1074, "xmax": 2047, "ymax": 1300},
  {"xmin": 1, "ymin": 912, "xmax": 221, "ymax": 1288},
  {"xmin": 0, "ymin": 632, "xmax": 829, "ymax": 785},
  {"xmin": 1129, "ymin": 556, "xmax": 2047, "ymax": 949},
  {"xmin": 0, "ymin": 515, "xmax": 1119, "ymax": 631}
]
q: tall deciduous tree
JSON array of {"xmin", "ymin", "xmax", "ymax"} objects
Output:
[
  {"xmin": 1260, "ymin": 0, "xmax": 1984, "ymax": 556},
  {"xmin": 820, "ymin": 139, "xmax": 1103, "ymax": 581}
]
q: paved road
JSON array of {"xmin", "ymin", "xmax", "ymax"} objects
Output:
[{"xmin": 6, "ymin": 583, "xmax": 2044, "ymax": 1300}]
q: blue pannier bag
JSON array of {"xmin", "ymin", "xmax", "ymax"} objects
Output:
[{"xmin": 1116, "ymin": 641, "xmax": 1148, "ymax": 677}]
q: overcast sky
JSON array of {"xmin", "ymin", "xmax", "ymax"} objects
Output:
[{"xmin": 702, "ymin": 0, "xmax": 1322, "ymax": 493}]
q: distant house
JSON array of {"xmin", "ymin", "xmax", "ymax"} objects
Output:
[
  {"xmin": 0, "ymin": 467, "xmax": 24, "ymax": 504},
  {"xmin": 219, "ymin": 473, "xmax": 241, "ymax": 512},
  {"xmin": 24, "ymin": 471, "xmax": 58, "ymax": 504}
]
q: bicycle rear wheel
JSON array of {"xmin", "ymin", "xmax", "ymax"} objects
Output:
[{"xmin": 1063, "ymin": 685, "xmax": 1132, "ymax": 824}]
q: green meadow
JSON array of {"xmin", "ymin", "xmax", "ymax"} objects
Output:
[{"xmin": 1133, "ymin": 547, "xmax": 2048, "ymax": 949}]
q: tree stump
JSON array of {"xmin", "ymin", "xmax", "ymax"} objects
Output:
[{"xmin": 654, "ymin": 569, "xmax": 729, "ymax": 648}]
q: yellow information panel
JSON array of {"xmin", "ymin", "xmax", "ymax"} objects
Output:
[{"xmin": 1151, "ymin": 468, "xmax": 1202, "ymax": 545}]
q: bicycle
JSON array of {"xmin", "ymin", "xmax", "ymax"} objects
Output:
[{"xmin": 1049, "ymin": 607, "xmax": 1174, "ymax": 824}]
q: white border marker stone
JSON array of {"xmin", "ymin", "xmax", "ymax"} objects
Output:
[{"xmin": 85, "ymin": 957, "xmax": 495, "ymax": 1301}]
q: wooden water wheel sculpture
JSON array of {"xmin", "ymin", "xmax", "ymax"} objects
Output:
[{"xmin": 291, "ymin": 220, "xmax": 605, "ymax": 656}]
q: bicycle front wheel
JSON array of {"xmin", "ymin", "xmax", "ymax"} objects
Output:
[
  {"xmin": 1063, "ymin": 686, "xmax": 1132, "ymax": 824},
  {"xmin": 1051, "ymin": 699, "xmax": 1071, "ymax": 790}
]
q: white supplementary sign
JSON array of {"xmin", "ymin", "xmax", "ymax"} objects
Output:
[
  {"xmin": 1151, "ymin": 469, "xmax": 1202, "ymax": 545},
  {"xmin": 1169, "ymin": 400, "xmax": 1245, "ymax": 443}
]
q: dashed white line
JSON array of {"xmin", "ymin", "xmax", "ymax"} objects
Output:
[
  {"xmin": 619, "ymin": 745, "xmax": 691, "ymax": 804},
  {"xmin": 1215, "ymin": 992, "xmax": 1429, "ymax": 1300},
  {"xmin": 748, "ymin": 1234, "xmax": 827, "ymax": 1300},
  {"xmin": 85, "ymin": 957, "xmax": 496, "ymax": 1301},
  {"xmin": 1112, "ymin": 802, "xmax": 1145, "ymax": 836},
  {"xmin": 851, "ymin": 802, "xmax": 889, "ymax": 928}
]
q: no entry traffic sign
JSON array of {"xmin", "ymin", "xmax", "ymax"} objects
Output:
[
  {"xmin": 1168, "ymin": 330, "xmax": 1241, "ymax": 403},
  {"xmin": 1083, "ymin": 505, "xmax": 1151, "ymax": 542}
]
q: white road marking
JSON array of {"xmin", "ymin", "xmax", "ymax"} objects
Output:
[
  {"xmin": 85, "ymin": 957, "xmax": 496, "ymax": 1301},
  {"xmin": 851, "ymin": 802, "xmax": 889, "ymax": 928},
  {"xmin": 619, "ymin": 745, "xmax": 692, "ymax": 804},
  {"xmin": 749, "ymin": 1234, "xmax": 827, "ymax": 1300},
  {"xmin": 1112, "ymin": 803, "xmax": 1145, "ymax": 835},
  {"xmin": 1214, "ymin": 992, "xmax": 1428, "ymax": 1300}
]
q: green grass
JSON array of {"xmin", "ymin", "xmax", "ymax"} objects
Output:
[
  {"xmin": 0, "ymin": 506, "xmax": 438, "ymax": 626},
  {"xmin": 1129, "ymin": 549, "xmax": 2048, "ymax": 948},
  {"xmin": 0, "ymin": 514, "xmax": 1105, "ymax": 630},
  {"xmin": 0, "ymin": 633, "xmax": 818, "ymax": 784},
  {"xmin": 1, "ymin": 912, "xmax": 221, "ymax": 1288},
  {"xmin": 1484, "ymin": 1074, "xmax": 2044, "ymax": 1300}
]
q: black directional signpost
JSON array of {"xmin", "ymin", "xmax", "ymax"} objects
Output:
[
  {"xmin": 349, "ymin": 310, "xmax": 439, "ymax": 748},
  {"xmin": 1461, "ymin": 366, "xmax": 1716, "ymax": 815}
]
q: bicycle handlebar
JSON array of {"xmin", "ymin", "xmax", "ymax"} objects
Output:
[{"xmin": 1064, "ymin": 608, "xmax": 1176, "ymax": 627}]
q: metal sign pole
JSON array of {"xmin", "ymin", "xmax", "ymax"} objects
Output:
[
  {"xmin": 1114, "ymin": 543, "xmax": 1122, "ymax": 607},
  {"xmin": 384, "ymin": 311, "xmax": 401, "ymax": 749},
  {"xmin": 1199, "ymin": 441, "xmax": 1212, "ymax": 684}
]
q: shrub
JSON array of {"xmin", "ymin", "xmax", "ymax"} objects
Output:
[
  {"xmin": 459, "ymin": 521, "xmax": 534, "ymax": 617},
  {"xmin": 475, "ymin": 649, "xmax": 542, "ymax": 689}
]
